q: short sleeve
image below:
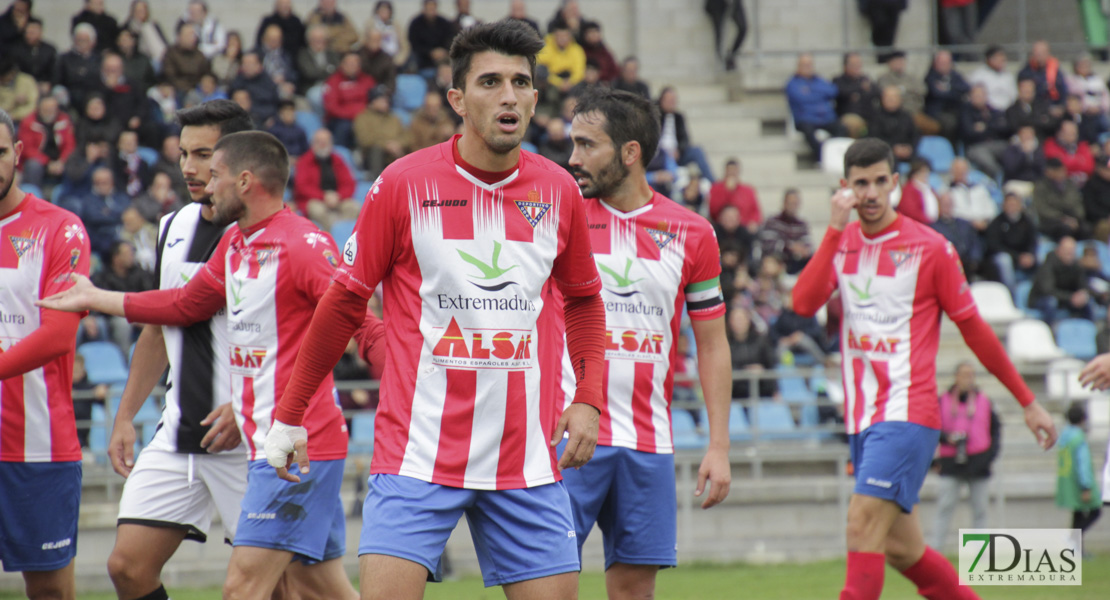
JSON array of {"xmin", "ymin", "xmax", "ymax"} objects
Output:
[
  {"xmin": 551, "ymin": 188, "xmax": 601, "ymax": 297},
  {"xmin": 934, "ymin": 240, "xmax": 977, "ymax": 321},
  {"xmin": 333, "ymin": 174, "xmax": 401, "ymax": 299},
  {"xmin": 684, "ymin": 225, "xmax": 725, "ymax": 320},
  {"xmin": 43, "ymin": 217, "xmax": 91, "ymax": 298},
  {"xmin": 296, "ymin": 228, "xmax": 343, "ymax": 303}
]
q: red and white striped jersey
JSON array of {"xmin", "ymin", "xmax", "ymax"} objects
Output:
[
  {"xmin": 554, "ymin": 193, "xmax": 724, "ymax": 453},
  {"xmin": 199, "ymin": 209, "xmax": 348, "ymax": 461},
  {"xmin": 0, "ymin": 195, "xmax": 91, "ymax": 462},
  {"xmin": 333, "ymin": 138, "xmax": 601, "ymax": 490},
  {"xmin": 818, "ymin": 216, "xmax": 976, "ymax": 434}
]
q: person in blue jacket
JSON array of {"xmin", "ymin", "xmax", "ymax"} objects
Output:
[{"xmin": 786, "ymin": 53, "xmax": 845, "ymax": 156}]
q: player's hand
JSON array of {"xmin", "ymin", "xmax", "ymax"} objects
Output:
[
  {"xmin": 695, "ymin": 445, "xmax": 731, "ymax": 509},
  {"xmin": 1023, "ymin": 401, "xmax": 1057, "ymax": 450},
  {"xmin": 829, "ymin": 187, "xmax": 858, "ymax": 231},
  {"xmin": 265, "ymin": 419, "xmax": 309, "ymax": 482},
  {"xmin": 36, "ymin": 274, "xmax": 96, "ymax": 313},
  {"xmin": 200, "ymin": 403, "xmax": 242, "ymax": 453},
  {"xmin": 1079, "ymin": 353, "xmax": 1110, "ymax": 390},
  {"xmin": 108, "ymin": 418, "xmax": 137, "ymax": 478},
  {"xmin": 552, "ymin": 403, "xmax": 599, "ymax": 470}
]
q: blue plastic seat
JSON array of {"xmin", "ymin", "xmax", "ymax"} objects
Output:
[
  {"xmin": 331, "ymin": 219, "xmax": 356, "ymax": 247},
  {"xmin": 137, "ymin": 146, "xmax": 159, "ymax": 166},
  {"xmin": 332, "ymin": 145, "xmax": 359, "ymax": 178},
  {"xmin": 349, "ymin": 411, "xmax": 375, "ymax": 455},
  {"xmin": 1036, "ymin": 237, "xmax": 1056, "ymax": 263},
  {"xmin": 916, "ymin": 136, "xmax": 955, "ymax": 174},
  {"xmin": 392, "ymin": 108, "xmax": 412, "ymax": 128},
  {"xmin": 88, "ymin": 404, "xmax": 107, "ymax": 453},
  {"xmin": 726, "ymin": 403, "xmax": 751, "ymax": 442},
  {"xmin": 777, "ymin": 366, "xmax": 816, "ymax": 404},
  {"xmin": 295, "ymin": 110, "xmax": 323, "ymax": 138},
  {"xmin": 354, "ymin": 179, "xmax": 375, "ymax": 206},
  {"xmin": 750, "ymin": 401, "xmax": 801, "ymax": 440},
  {"xmin": 393, "ymin": 74, "xmax": 428, "ymax": 113},
  {"xmin": 78, "ymin": 342, "xmax": 130, "ymax": 385},
  {"xmin": 670, "ymin": 409, "xmax": 705, "ymax": 449},
  {"xmin": 1089, "ymin": 240, "xmax": 1110, "ymax": 278},
  {"xmin": 1055, "ymin": 318, "xmax": 1098, "ymax": 360}
]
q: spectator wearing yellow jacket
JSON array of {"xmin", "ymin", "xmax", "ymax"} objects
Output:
[{"xmin": 537, "ymin": 24, "xmax": 585, "ymax": 95}]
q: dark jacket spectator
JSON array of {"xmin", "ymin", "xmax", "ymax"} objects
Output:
[
  {"xmin": 959, "ymin": 96, "xmax": 1008, "ymax": 146},
  {"xmin": 162, "ymin": 25, "xmax": 210, "ymax": 93},
  {"xmin": 292, "ymin": 146, "xmax": 356, "ymax": 216},
  {"xmin": 305, "ymin": 3, "xmax": 359, "ymax": 54},
  {"xmin": 0, "ymin": 0, "xmax": 30, "ymax": 51},
  {"xmin": 538, "ymin": 119, "xmax": 573, "ymax": 171},
  {"xmin": 267, "ymin": 102, "xmax": 309, "ymax": 158},
  {"xmin": 110, "ymin": 133, "xmax": 152, "ymax": 198},
  {"xmin": 75, "ymin": 96, "xmax": 122, "ymax": 149},
  {"xmin": 1001, "ymin": 126, "xmax": 1045, "ymax": 182},
  {"xmin": 728, "ymin": 308, "xmax": 778, "ymax": 400},
  {"xmin": 715, "ymin": 206, "xmax": 756, "ymax": 264},
  {"xmin": 1032, "ymin": 160, "xmax": 1087, "ymax": 241},
  {"xmin": 12, "ymin": 19, "xmax": 56, "ymax": 86},
  {"xmin": 357, "ymin": 28, "xmax": 397, "ymax": 93},
  {"xmin": 56, "ymin": 26, "xmax": 102, "ymax": 111},
  {"xmin": 230, "ymin": 53, "xmax": 280, "ymax": 126},
  {"xmin": 1083, "ymin": 163, "xmax": 1110, "ymax": 227},
  {"xmin": 1029, "ymin": 238, "xmax": 1089, "ymax": 314},
  {"xmin": 759, "ymin": 190, "xmax": 812, "ymax": 274},
  {"xmin": 295, "ymin": 24, "xmax": 338, "ymax": 94},
  {"xmin": 63, "ymin": 167, "xmax": 129, "ymax": 256},
  {"xmin": 92, "ymin": 242, "xmax": 155, "ymax": 294},
  {"xmin": 931, "ymin": 195, "xmax": 983, "ymax": 274},
  {"xmin": 870, "ymin": 93, "xmax": 919, "ymax": 156},
  {"xmin": 1006, "ymin": 78, "xmax": 1057, "ymax": 138},
  {"xmin": 984, "ymin": 193, "xmax": 1038, "ymax": 282},
  {"xmin": 407, "ymin": 3, "xmax": 455, "ymax": 71},
  {"xmin": 580, "ymin": 22, "xmax": 619, "ymax": 82},
  {"xmin": 70, "ymin": 0, "xmax": 119, "ymax": 54},
  {"xmin": 256, "ymin": 25, "xmax": 298, "ymax": 90},
  {"xmin": 924, "ymin": 51, "xmax": 969, "ymax": 139},
  {"xmin": 613, "ymin": 57, "xmax": 650, "ymax": 99},
  {"xmin": 833, "ymin": 53, "xmax": 878, "ymax": 122},
  {"xmin": 97, "ymin": 54, "xmax": 158, "ymax": 148},
  {"xmin": 256, "ymin": 1, "xmax": 305, "ymax": 58},
  {"xmin": 116, "ymin": 30, "xmax": 157, "ymax": 95}
]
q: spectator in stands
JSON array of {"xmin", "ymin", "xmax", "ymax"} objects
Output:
[
  {"xmin": 833, "ymin": 52, "xmax": 878, "ymax": 138},
  {"xmin": 714, "ymin": 204, "xmax": 754, "ymax": 263},
  {"xmin": 120, "ymin": 0, "xmax": 167, "ymax": 64},
  {"xmin": 1018, "ymin": 40, "xmax": 1068, "ymax": 111},
  {"xmin": 968, "ymin": 45, "xmax": 1017, "ymax": 112},
  {"xmin": 861, "ymin": 0, "xmax": 906, "ymax": 63},
  {"xmin": 408, "ymin": 89, "xmax": 454, "ymax": 151},
  {"xmin": 119, "ymin": 205, "xmax": 157, "ymax": 271},
  {"xmin": 985, "ymin": 192, "xmax": 1038, "ymax": 295},
  {"xmin": 66, "ymin": 166, "xmax": 129, "ymax": 257},
  {"xmin": 704, "ymin": 0, "xmax": 747, "ymax": 70},
  {"xmin": 580, "ymin": 21, "xmax": 618, "ymax": 83},
  {"xmin": 162, "ymin": 24, "xmax": 210, "ymax": 95},
  {"xmin": 294, "ymin": 128, "xmax": 359, "ymax": 230},
  {"xmin": 708, "ymin": 158, "xmax": 760, "ymax": 227},
  {"xmin": 324, "ymin": 51, "xmax": 375, "ymax": 150},
  {"xmin": 71, "ymin": 353, "xmax": 109, "ymax": 450},
  {"xmin": 1063, "ymin": 93, "xmax": 1106, "ymax": 146},
  {"xmin": 678, "ymin": 164, "xmax": 706, "ymax": 213},
  {"xmin": 13, "ymin": 18, "xmax": 55, "ymax": 94},
  {"xmin": 98, "ymin": 52, "xmax": 159, "ymax": 148},
  {"xmin": 1066, "ymin": 53, "xmax": 1110, "ymax": 119},
  {"xmin": 508, "ymin": 0, "xmax": 540, "ymax": 34},
  {"xmin": 897, "ymin": 158, "xmax": 938, "ymax": 224},
  {"xmin": 256, "ymin": 0, "xmax": 305, "ymax": 59},
  {"xmin": 75, "ymin": 94, "xmax": 120, "ymax": 151},
  {"xmin": 256, "ymin": 24, "xmax": 297, "ymax": 97},
  {"xmin": 1084, "ymin": 148, "xmax": 1110, "ymax": 242},
  {"xmin": 1033, "ymin": 157, "xmax": 1087, "ymax": 241},
  {"xmin": 1001, "ymin": 124, "xmax": 1045, "ymax": 186},
  {"xmin": 452, "ymin": 0, "xmax": 480, "ymax": 32},
  {"xmin": 658, "ymin": 86, "xmax": 715, "ymax": 182},
  {"xmin": 785, "ymin": 52, "xmax": 843, "ymax": 157},
  {"xmin": 877, "ymin": 50, "xmax": 937, "ymax": 135},
  {"xmin": 358, "ymin": 26, "xmax": 397, "ymax": 93},
  {"xmin": 297, "ymin": 25, "xmax": 339, "ymax": 103},
  {"xmin": 111, "ymin": 129, "xmax": 149, "ymax": 198},
  {"xmin": 176, "ymin": 0, "xmax": 226, "ymax": 59},
  {"xmin": 230, "ymin": 52, "xmax": 280, "ymax": 127},
  {"xmin": 150, "ymin": 134, "xmax": 187, "ymax": 200},
  {"xmin": 0, "ymin": 0, "xmax": 31, "ymax": 52},
  {"xmin": 568, "ymin": 60, "xmax": 603, "ymax": 98},
  {"xmin": 1043, "ymin": 119, "xmax": 1095, "ymax": 186},
  {"xmin": 1030, "ymin": 236, "xmax": 1092, "ymax": 322},
  {"xmin": 370, "ymin": 1, "xmax": 402, "ymax": 58},
  {"xmin": 925, "ymin": 49, "xmax": 970, "ymax": 142},
  {"xmin": 870, "ymin": 85, "xmax": 918, "ymax": 167},
  {"xmin": 727, "ymin": 306, "xmax": 777, "ymax": 400},
  {"xmin": 184, "ymin": 72, "xmax": 227, "ymax": 106},
  {"xmin": 1006, "ymin": 76, "xmax": 1056, "ymax": 139},
  {"xmin": 538, "ymin": 117, "xmax": 572, "ymax": 171},
  {"xmin": 929, "ymin": 362, "xmax": 1000, "ymax": 551},
  {"xmin": 147, "ymin": 79, "xmax": 179, "ymax": 126},
  {"xmin": 18, "ymin": 95, "xmax": 75, "ymax": 189},
  {"xmin": 547, "ymin": 0, "xmax": 587, "ymax": 40},
  {"xmin": 759, "ymin": 188, "xmax": 812, "ymax": 274},
  {"xmin": 334, "ymin": 337, "xmax": 375, "ymax": 419},
  {"xmin": 209, "ymin": 30, "xmax": 242, "ymax": 85},
  {"xmin": 408, "ymin": 0, "xmax": 455, "ymax": 73},
  {"xmin": 961, "ymin": 84, "xmax": 1009, "ymax": 180},
  {"xmin": 931, "ymin": 192, "xmax": 983, "ymax": 276},
  {"xmin": 0, "ymin": 55, "xmax": 37, "ymax": 125},
  {"xmin": 56, "ymin": 23, "xmax": 102, "ymax": 112},
  {"xmin": 65, "ymin": 136, "xmax": 113, "ymax": 195},
  {"xmin": 1098, "ymin": 311, "xmax": 1110, "ymax": 354},
  {"xmin": 91, "ymin": 239, "xmax": 154, "ymax": 351},
  {"xmin": 307, "ymin": 0, "xmax": 359, "ymax": 54},
  {"xmin": 115, "ymin": 29, "xmax": 156, "ymax": 96},
  {"xmin": 538, "ymin": 23, "xmax": 586, "ymax": 98},
  {"xmin": 354, "ymin": 85, "xmax": 407, "ymax": 176},
  {"xmin": 771, "ymin": 292, "xmax": 826, "ymax": 364},
  {"xmin": 71, "ymin": 0, "xmax": 118, "ymax": 54},
  {"xmin": 948, "ymin": 157, "xmax": 996, "ymax": 230},
  {"xmin": 132, "ymin": 171, "xmax": 182, "ymax": 224},
  {"xmin": 614, "ymin": 56, "xmax": 650, "ymax": 99},
  {"xmin": 752, "ymin": 253, "xmax": 786, "ymax": 324},
  {"xmin": 268, "ymin": 100, "xmax": 309, "ymax": 158},
  {"xmin": 1056, "ymin": 402, "xmax": 1102, "ymax": 557}
]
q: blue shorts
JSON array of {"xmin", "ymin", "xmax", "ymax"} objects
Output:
[
  {"xmin": 359, "ymin": 474, "xmax": 580, "ymax": 587},
  {"xmin": 0, "ymin": 462, "xmax": 81, "ymax": 572},
  {"xmin": 558, "ymin": 441, "xmax": 677, "ymax": 570},
  {"xmin": 849, "ymin": 422, "xmax": 941, "ymax": 513},
  {"xmin": 234, "ymin": 459, "xmax": 346, "ymax": 563}
]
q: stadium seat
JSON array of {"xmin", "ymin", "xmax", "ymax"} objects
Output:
[
  {"xmin": 1036, "ymin": 237, "xmax": 1056, "ymax": 263},
  {"xmin": 820, "ymin": 137, "xmax": 854, "ymax": 176},
  {"xmin": 22, "ymin": 183, "xmax": 43, "ymax": 199},
  {"xmin": 1055, "ymin": 318, "xmax": 1098, "ymax": 360},
  {"xmin": 354, "ymin": 179, "xmax": 375, "ymax": 205},
  {"xmin": 670, "ymin": 409, "xmax": 706, "ymax": 449},
  {"xmin": 916, "ymin": 136, "xmax": 955, "ymax": 173},
  {"xmin": 1013, "ymin": 279, "xmax": 1036, "ymax": 315},
  {"xmin": 1045, "ymin": 357, "xmax": 1093, "ymax": 401},
  {"xmin": 1006, "ymin": 319, "xmax": 1067, "ymax": 363},
  {"xmin": 776, "ymin": 366, "xmax": 816, "ymax": 403},
  {"xmin": 393, "ymin": 74, "xmax": 428, "ymax": 113},
  {"xmin": 295, "ymin": 110, "xmax": 323, "ymax": 138},
  {"xmin": 392, "ymin": 108, "xmax": 413, "ymax": 128},
  {"xmin": 349, "ymin": 411, "xmax": 375, "ymax": 455},
  {"xmin": 1089, "ymin": 240, "xmax": 1110, "ymax": 278},
  {"xmin": 970, "ymin": 281, "xmax": 1024, "ymax": 325},
  {"xmin": 331, "ymin": 219, "xmax": 356, "ymax": 247},
  {"xmin": 750, "ymin": 401, "xmax": 801, "ymax": 440},
  {"xmin": 726, "ymin": 403, "xmax": 751, "ymax": 442},
  {"xmin": 137, "ymin": 146, "xmax": 159, "ymax": 166},
  {"xmin": 78, "ymin": 342, "xmax": 130, "ymax": 385},
  {"xmin": 88, "ymin": 404, "xmax": 107, "ymax": 453},
  {"xmin": 333, "ymin": 145, "xmax": 358, "ymax": 177},
  {"xmin": 927, "ymin": 171, "xmax": 946, "ymax": 193}
]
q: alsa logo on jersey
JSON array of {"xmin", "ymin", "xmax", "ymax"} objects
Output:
[
  {"xmin": 431, "ymin": 317, "xmax": 533, "ymax": 369},
  {"xmin": 515, "ymin": 191, "xmax": 550, "ymax": 228},
  {"xmin": 845, "ymin": 329, "xmax": 902, "ymax": 354},
  {"xmin": 229, "ymin": 346, "xmax": 268, "ymax": 374},
  {"xmin": 605, "ymin": 329, "xmax": 665, "ymax": 362}
]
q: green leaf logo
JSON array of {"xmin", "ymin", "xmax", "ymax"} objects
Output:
[
  {"xmin": 598, "ymin": 258, "xmax": 643, "ymax": 288},
  {"xmin": 458, "ymin": 241, "xmax": 518, "ymax": 280},
  {"xmin": 848, "ymin": 277, "xmax": 873, "ymax": 301},
  {"xmin": 230, "ymin": 278, "xmax": 244, "ymax": 306}
]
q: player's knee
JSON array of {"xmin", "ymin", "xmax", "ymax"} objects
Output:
[
  {"xmin": 845, "ymin": 512, "xmax": 882, "ymax": 551},
  {"xmin": 24, "ymin": 579, "xmax": 68, "ymax": 600},
  {"xmin": 107, "ymin": 551, "xmax": 146, "ymax": 590},
  {"xmin": 222, "ymin": 566, "xmax": 258, "ymax": 600}
]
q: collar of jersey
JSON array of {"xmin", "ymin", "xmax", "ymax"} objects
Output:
[
  {"xmin": 598, "ymin": 194, "xmax": 656, "ymax": 220},
  {"xmin": 858, "ymin": 213, "xmax": 902, "ymax": 245},
  {"xmin": 450, "ymin": 135, "xmax": 520, "ymax": 191}
]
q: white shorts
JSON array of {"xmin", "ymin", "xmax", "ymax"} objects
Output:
[{"xmin": 117, "ymin": 445, "xmax": 248, "ymax": 543}]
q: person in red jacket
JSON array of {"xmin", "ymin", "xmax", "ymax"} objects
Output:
[
  {"xmin": 708, "ymin": 158, "xmax": 761, "ymax": 229},
  {"xmin": 17, "ymin": 96, "xmax": 76, "ymax": 189},
  {"xmin": 1043, "ymin": 119, "xmax": 1094, "ymax": 186},
  {"xmin": 896, "ymin": 158, "xmax": 938, "ymax": 224},
  {"xmin": 293, "ymin": 128, "xmax": 358, "ymax": 231},
  {"xmin": 322, "ymin": 52, "xmax": 376, "ymax": 150}
]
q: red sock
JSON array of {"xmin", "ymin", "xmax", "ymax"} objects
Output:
[
  {"xmin": 840, "ymin": 551, "xmax": 886, "ymax": 600},
  {"xmin": 901, "ymin": 546, "xmax": 981, "ymax": 600}
]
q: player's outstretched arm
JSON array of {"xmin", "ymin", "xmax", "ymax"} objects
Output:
[
  {"xmin": 109, "ymin": 324, "xmax": 168, "ymax": 477},
  {"xmin": 792, "ymin": 189, "xmax": 856, "ymax": 317},
  {"xmin": 37, "ymin": 273, "xmax": 125, "ymax": 316},
  {"xmin": 691, "ymin": 316, "xmax": 732, "ymax": 509}
]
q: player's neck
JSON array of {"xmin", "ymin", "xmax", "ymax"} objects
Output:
[
  {"xmin": 0, "ymin": 187, "xmax": 27, "ymax": 217},
  {"xmin": 601, "ymin": 175, "xmax": 653, "ymax": 213},
  {"xmin": 859, "ymin": 211, "xmax": 899, "ymax": 236},
  {"xmin": 457, "ymin": 131, "xmax": 520, "ymax": 173},
  {"xmin": 239, "ymin": 196, "xmax": 285, "ymax": 231}
]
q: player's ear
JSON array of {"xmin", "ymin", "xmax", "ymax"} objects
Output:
[
  {"xmin": 891, "ymin": 172, "xmax": 900, "ymax": 188},
  {"xmin": 531, "ymin": 89, "xmax": 538, "ymax": 117},
  {"xmin": 12, "ymin": 140, "xmax": 21, "ymax": 166},
  {"xmin": 623, "ymin": 140, "xmax": 640, "ymax": 168},
  {"xmin": 447, "ymin": 87, "xmax": 466, "ymax": 119}
]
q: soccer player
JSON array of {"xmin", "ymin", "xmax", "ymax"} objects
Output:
[
  {"xmin": 105, "ymin": 99, "xmax": 253, "ymax": 600},
  {"xmin": 0, "ymin": 108, "xmax": 91, "ymax": 600},
  {"xmin": 264, "ymin": 20, "xmax": 606, "ymax": 600},
  {"xmin": 791, "ymin": 138, "xmax": 1056, "ymax": 600},
  {"xmin": 40, "ymin": 131, "xmax": 372, "ymax": 600},
  {"xmin": 555, "ymin": 87, "xmax": 732, "ymax": 598}
]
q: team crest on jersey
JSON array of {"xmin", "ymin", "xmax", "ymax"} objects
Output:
[
  {"xmin": 888, "ymin": 249, "xmax": 912, "ymax": 269},
  {"xmin": 8, "ymin": 235, "xmax": 36, "ymax": 258},
  {"xmin": 255, "ymin": 248, "xmax": 277, "ymax": 267},
  {"xmin": 644, "ymin": 227, "xmax": 676, "ymax": 250},
  {"xmin": 323, "ymin": 249, "xmax": 338, "ymax": 268},
  {"xmin": 69, "ymin": 248, "xmax": 81, "ymax": 269},
  {"xmin": 63, "ymin": 224, "xmax": 84, "ymax": 242},
  {"xmin": 515, "ymin": 192, "xmax": 550, "ymax": 228}
]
